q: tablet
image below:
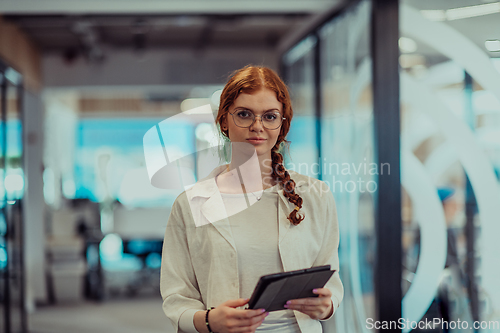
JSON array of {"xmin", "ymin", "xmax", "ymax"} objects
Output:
[{"xmin": 247, "ymin": 265, "xmax": 335, "ymax": 312}]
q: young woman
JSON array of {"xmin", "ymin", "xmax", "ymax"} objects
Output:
[{"xmin": 160, "ymin": 65, "xmax": 343, "ymax": 333}]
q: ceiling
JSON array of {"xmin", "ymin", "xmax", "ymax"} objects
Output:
[
  {"xmin": 3, "ymin": 14, "xmax": 317, "ymax": 55},
  {"xmin": 1, "ymin": 0, "xmax": 340, "ymax": 57},
  {"xmin": 403, "ymin": 0, "xmax": 500, "ymax": 58},
  {"xmin": 2, "ymin": 0, "xmax": 499, "ymax": 95},
  {"xmin": 2, "ymin": 0, "xmax": 498, "ymax": 57}
]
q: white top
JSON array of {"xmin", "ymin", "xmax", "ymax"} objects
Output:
[
  {"xmin": 161, "ymin": 165, "xmax": 344, "ymax": 333},
  {"xmin": 220, "ymin": 186, "xmax": 301, "ymax": 333}
]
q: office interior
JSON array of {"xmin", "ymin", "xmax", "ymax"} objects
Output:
[{"xmin": 1, "ymin": 0, "xmax": 500, "ymax": 332}]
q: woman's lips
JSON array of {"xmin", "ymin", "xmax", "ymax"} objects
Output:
[{"xmin": 246, "ymin": 138, "xmax": 266, "ymax": 144}]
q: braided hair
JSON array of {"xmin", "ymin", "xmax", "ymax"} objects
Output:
[{"xmin": 216, "ymin": 65, "xmax": 304, "ymax": 225}]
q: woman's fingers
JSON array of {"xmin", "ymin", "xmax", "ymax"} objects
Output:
[
  {"xmin": 231, "ymin": 311, "xmax": 267, "ymax": 326},
  {"xmin": 312, "ymin": 287, "xmax": 332, "ymax": 297},
  {"xmin": 253, "ymin": 311, "xmax": 269, "ymax": 324},
  {"xmin": 285, "ymin": 287, "xmax": 332, "ymax": 307},
  {"xmin": 224, "ymin": 298, "xmax": 250, "ymax": 308},
  {"xmin": 239, "ymin": 310, "xmax": 268, "ymax": 327},
  {"xmin": 248, "ymin": 319, "xmax": 265, "ymax": 332},
  {"xmin": 234, "ymin": 308, "xmax": 266, "ymax": 320},
  {"xmin": 284, "ymin": 301, "xmax": 328, "ymax": 319},
  {"xmin": 284, "ymin": 287, "xmax": 333, "ymax": 320},
  {"xmin": 287, "ymin": 303, "xmax": 320, "ymax": 310},
  {"xmin": 213, "ymin": 299, "xmax": 270, "ymax": 332},
  {"xmin": 285, "ymin": 297, "xmax": 329, "ymax": 308},
  {"xmin": 226, "ymin": 311, "xmax": 268, "ymax": 333}
]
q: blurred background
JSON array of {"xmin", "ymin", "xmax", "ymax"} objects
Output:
[{"xmin": 1, "ymin": 0, "xmax": 500, "ymax": 332}]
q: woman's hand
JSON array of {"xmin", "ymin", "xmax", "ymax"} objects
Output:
[
  {"xmin": 208, "ymin": 298, "xmax": 269, "ymax": 333},
  {"xmin": 284, "ymin": 288, "xmax": 333, "ymax": 320}
]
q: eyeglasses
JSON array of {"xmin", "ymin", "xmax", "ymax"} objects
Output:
[{"xmin": 229, "ymin": 109, "xmax": 285, "ymax": 130}]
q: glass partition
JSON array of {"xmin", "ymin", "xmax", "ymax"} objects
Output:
[
  {"xmin": 6, "ymin": 72, "xmax": 25, "ymax": 333},
  {"xmin": 0, "ymin": 66, "xmax": 5, "ymax": 333},
  {"xmin": 282, "ymin": 1, "xmax": 375, "ymax": 332},
  {"xmin": 0, "ymin": 62, "xmax": 26, "ymax": 333},
  {"xmin": 285, "ymin": 0, "xmax": 500, "ymax": 331},
  {"xmin": 319, "ymin": 1, "xmax": 375, "ymax": 332},
  {"xmin": 282, "ymin": 36, "xmax": 319, "ymax": 177},
  {"xmin": 400, "ymin": 2, "xmax": 500, "ymax": 331}
]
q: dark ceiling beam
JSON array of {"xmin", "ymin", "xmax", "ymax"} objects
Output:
[
  {"xmin": 194, "ymin": 18, "xmax": 214, "ymax": 51},
  {"xmin": 41, "ymin": 42, "xmax": 284, "ymax": 54},
  {"xmin": 2, "ymin": 13, "xmax": 308, "ymax": 26}
]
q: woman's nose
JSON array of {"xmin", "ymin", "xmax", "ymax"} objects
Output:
[{"xmin": 249, "ymin": 116, "xmax": 265, "ymax": 130}]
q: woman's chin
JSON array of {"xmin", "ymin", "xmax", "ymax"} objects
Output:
[
  {"xmin": 255, "ymin": 147, "xmax": 272, "ymax": 158},
  {"xmin": 230, "ymin": 141, "xmax": 274, "ymax": 159}
]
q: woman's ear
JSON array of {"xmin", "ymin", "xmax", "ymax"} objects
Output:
[{"xmin": 221, "ymin": 115, "xmax": 228, "ymax": 131}]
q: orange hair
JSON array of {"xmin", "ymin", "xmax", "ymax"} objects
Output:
[{"xmin": 216, "ymin": 65, "xmax": 304, "ymax": 225}]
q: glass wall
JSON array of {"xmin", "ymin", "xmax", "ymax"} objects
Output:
[
  {"xmin": 283, "ymin": 0, "xmax": 500, "ymax": 332},
  {"xmin": 319, "ymin": 2, "xmax": 375, "ymax": 332},
  {"xmin": 282, "ymin": 1, "xmax": 375, "ymax": 332},
  {"xmin": 0, "ymin": 62, "xmax": 27, "ymax": 333},
  {"xmin": 282, "ymin": 36, "xmax": 319, "ymax": 177},
  {"xmin": 400, "ymin": 1, "xmax": 500, "ymax": 331},
  {"xmin": 74, "ymin": 118, "xmax": 191, "ymax": 207},
  {"xmin": 41, "ymin": 91, "xmax": 221, "ymax": 301}
]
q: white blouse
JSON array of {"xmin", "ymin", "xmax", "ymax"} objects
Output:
[
  {"xmin": 219, "ymin": 186, "xmax": 301, "ymax": 333},
  {"xmin": 161, "ymin": 165, "xmax": 343, "ymax": 333}
]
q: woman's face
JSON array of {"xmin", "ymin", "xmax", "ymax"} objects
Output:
[{"xmin": 222, "ymin": 88, "xmax": 283, "ymax": 158}]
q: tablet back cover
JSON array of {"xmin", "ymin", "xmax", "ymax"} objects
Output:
[{"xmin": 249, "ymin": 269, "xmax": 334, "ymax": 311}]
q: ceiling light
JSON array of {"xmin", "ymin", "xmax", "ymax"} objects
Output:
[
  {"xmin": 420, "ymin": 10, "xmax": 447, "ymax": 21},
  {"xmin": 399, "ymin": 37, "xmax": 418, "ymax": 53},
  {"xmin": 446, "ymin": 2, "xmax": 500, "ymax": 20},
  {"xmin": 485, "ymin": 40, "xmax": 500, "ymax": 52},
  {"xmin": 420, "ymin": 2, "xmax": 500, "ymax": 21}
]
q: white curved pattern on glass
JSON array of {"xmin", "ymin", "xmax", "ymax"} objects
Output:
[
  {"xmin": 348, "ymin": 54, "xmax": 373, "ymax": 333},
  {"xmin": 402, "ymin": 110, "xmax": 438, "ymax": 152},
  {"xmin": 353, "ymin": 41, "xmax": 463, "ymax": 330},
  {"xmin": 402, "ymin": 72, "xmax": 500, "ymax": 314},
  {"xmin": 423, "ymin": 143, "xmax": 458, "ymax": 184},
  {"xmin": 350, "ymin": 57, "xmax": 371, "ymax": 115},
  {"xmin": 348, "ymin": 185, "xmax": 371, "ymax": 333},
  {"xmin": 349, "ymin": 0, "xmax": 375, "ymax": 318},
  {"xmin": 401, "ymin": 4, "xmax": 500, "ymax": 314},
  {"xmin": 401, "ymin": 150, "xmax": 448, "ymax": 332},
  {"xmin": 401, "ymin": 5, "xmax": 500, "ymax": 102}
]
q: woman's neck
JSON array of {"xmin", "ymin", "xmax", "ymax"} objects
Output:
[{"xmin": 228, "ymin": 151, "xmax": 275, "ymax": 190}]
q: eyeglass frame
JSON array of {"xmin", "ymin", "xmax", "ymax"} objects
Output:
[{"xmin": 228, "ymin": 109, "xmax": 286, "ymax": 130}]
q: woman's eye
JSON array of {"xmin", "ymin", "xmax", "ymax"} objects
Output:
[
  {"xmin": 263, "ymin": 113, "xmax": 278, "ymax": 121},
  {"xmin": 236, "ymin": 110, "xmax": 252, "ymax": 118}
]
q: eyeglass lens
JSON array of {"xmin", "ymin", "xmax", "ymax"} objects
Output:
[{"xmin": 232, "ymin": 110, "xmax": 282, "ymax": 129}]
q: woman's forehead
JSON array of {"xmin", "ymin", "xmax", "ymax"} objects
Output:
[{"xmin": 232, "ymin": 89, "xmax": 282, "ymax": 110}]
